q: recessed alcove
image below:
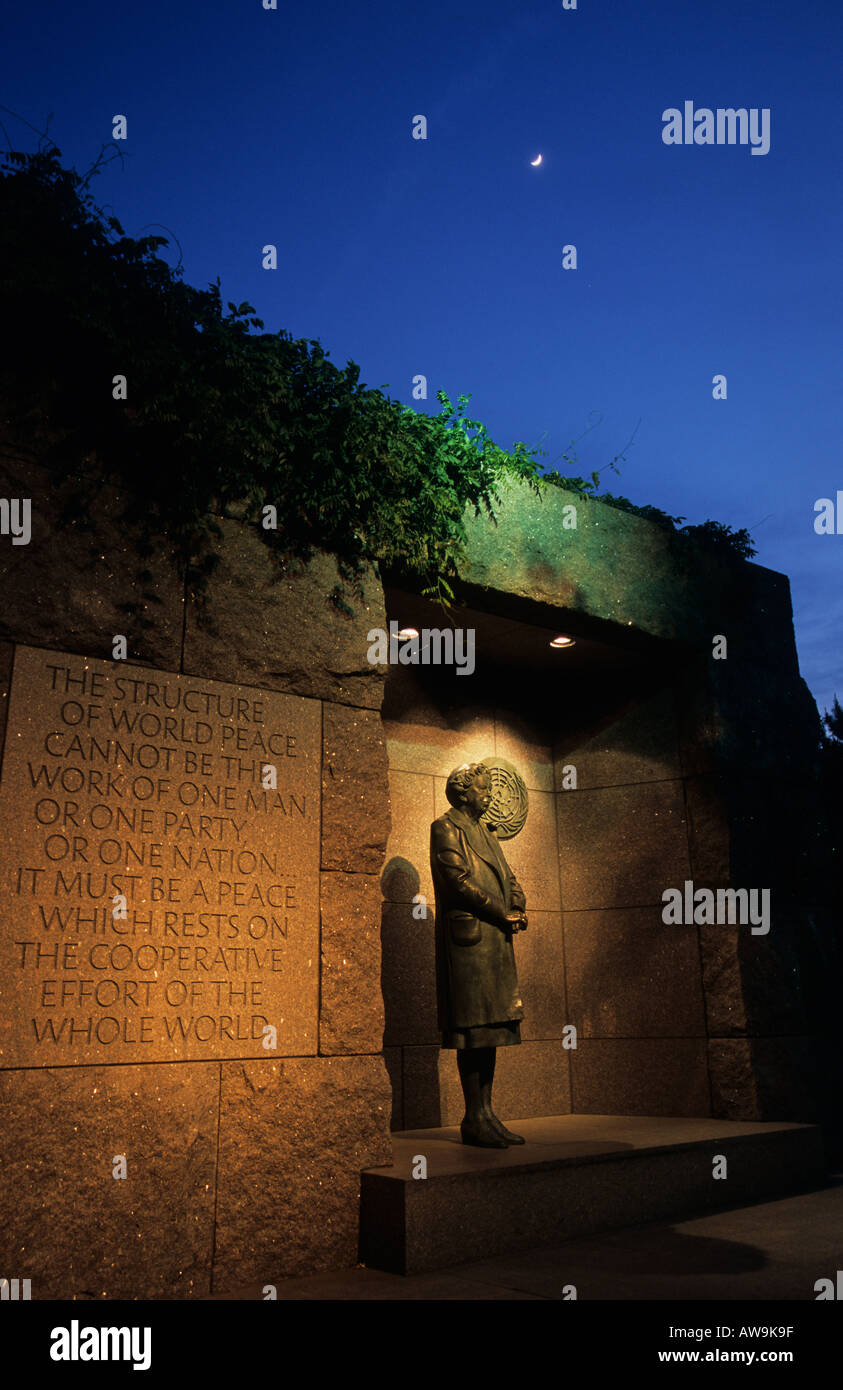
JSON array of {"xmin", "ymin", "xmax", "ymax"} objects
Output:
[{"xmin": 379, "ymin": 584, "xmax": 710, "ymax": 1130}]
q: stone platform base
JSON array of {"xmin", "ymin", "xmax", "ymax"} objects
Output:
[{"xmin": 359, "ymin": 1114, "xmax": 826, "ymax": 1275}]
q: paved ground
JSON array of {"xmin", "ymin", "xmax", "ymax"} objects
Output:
[{"xmin": 208, "ymin": 1173, "xmax": 843, "ymax": 1300}]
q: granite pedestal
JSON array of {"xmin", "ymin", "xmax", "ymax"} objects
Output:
[{"xmin": 360, "ymin": 1113, "xmax": 826, "ymax": 1274}]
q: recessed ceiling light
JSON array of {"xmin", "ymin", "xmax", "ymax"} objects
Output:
[{"xmin": 549, "ymin": 635, "xmax": 575, "ymax": 648}]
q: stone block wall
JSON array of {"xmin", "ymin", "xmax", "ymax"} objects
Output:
[
  {"xmin": 378, "ymin": 477, "xmax": 840, "ymax": 1142},
  {"xmin": 381, "ymin": 691, "xmax": 570, "ymax": 1128},
  {"xmin": 554, "ymin": 685, "xmax": 711, "ymax": 1118},
  {"xmin": 458, "ymin": 479, "xmax": 841, "ymax": 1144},
  {"xmin": 1, "ymin": 444, "xmax": 838, "ymax": 1300},
  {"xmin": 0, "ymin": 454, "xmax": 394, "ymax": 1298},
  {"xmin": 381, "ymin": 671, "xmax": 714, "ymax": 1127},
  {"xmin": 382, "ymin": 646, "xmax": 839, "ymax": 1138}
]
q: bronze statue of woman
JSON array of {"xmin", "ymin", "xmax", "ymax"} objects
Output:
[{"xmin": 430, "ymin": 762, "xmax": 528, "ymax": 1147}]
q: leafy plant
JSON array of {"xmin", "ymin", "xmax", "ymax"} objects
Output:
[
  {"xmin": 823, "ymin": 697, "xmax": 843, "ymax": 747},
  {"xmin": 0, "ymin": 142, "xmax": 756, "ymax": 614}
]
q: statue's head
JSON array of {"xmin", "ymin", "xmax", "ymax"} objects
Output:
[{"xmin": 445, "ymin": 762, "xmax": 492, "ymax": 820}]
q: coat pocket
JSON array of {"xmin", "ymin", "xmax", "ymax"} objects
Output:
[{"xmin": 448, "ymin": 910, "xmax": 481, "ymax": 946}]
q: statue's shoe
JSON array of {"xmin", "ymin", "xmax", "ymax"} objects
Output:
[
  {"xmin": 460, "ymin": 1118, "xmax": 508, "ymax": 1149},
  {"xmin": 487, "ymin": 1114, "xmax": 526, "ymax": 1145}
]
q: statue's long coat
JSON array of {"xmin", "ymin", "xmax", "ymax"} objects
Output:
[{"xmin": 430, "ymin": 805, "xmax": 526, "ymax": 1030}]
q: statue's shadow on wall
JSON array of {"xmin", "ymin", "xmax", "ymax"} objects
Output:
[{"xmin": 380, "ymin": 856, "xmax": 442, "ymax": 1131}]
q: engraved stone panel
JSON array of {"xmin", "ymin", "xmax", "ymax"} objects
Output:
[{"xmin": 0, "ymin": 646, "xmax": 321, "ymax": 1065}]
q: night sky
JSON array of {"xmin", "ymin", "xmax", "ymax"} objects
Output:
[{"xmin": 2, "ymin": 0, "xmax": 840, "ymax": 715}]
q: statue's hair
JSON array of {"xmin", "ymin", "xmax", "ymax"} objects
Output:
[{"xmin": 445, "ymin": 761, "xmax": 490, "ymax": 807}]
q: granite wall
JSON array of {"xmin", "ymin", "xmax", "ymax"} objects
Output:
[
  {"xmin": 379, "ymin": 476, "xmax": 840, "ymax": 1148},
  {"xmin": 553, "ymin": 683, "xmax": 711, "ymax": 1118},
  {"xmin": 381, "ymin": 689, "xmax": 570, "ymax": 1128},
  {"xmin": 459, "ymin": 481, "xmax": 841, "ymax": 1146},
  {"xmin": 381, "ymin": 668, "xmax": 710, "ymax": 1127},
  {"xmin": 0, "ymin": 451, "xmax": 394, "ymax": 1298},
  {"xmin": 1, "ymin": 446, "xmax": 838, "ymax": 1301}
]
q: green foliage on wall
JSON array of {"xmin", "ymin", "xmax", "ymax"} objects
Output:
[
  {"xmin": 0, "ymin": 145, "xmax": 754, "ymax": 611},
  {"xmin": 541, "ymin": 472, "xmax": 755, "ymax": 560}
]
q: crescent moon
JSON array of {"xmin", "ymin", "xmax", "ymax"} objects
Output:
[{"xmin": 530, "ymin": 154, "xmax": 543, "ymax": 166}]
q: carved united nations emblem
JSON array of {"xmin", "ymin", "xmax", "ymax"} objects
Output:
[{"xmin": 479, "ymin": 757, "xmax": 529, "ymax": 839}]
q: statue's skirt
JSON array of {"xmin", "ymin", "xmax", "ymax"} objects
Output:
[{"xmin": 442, "ymin": 1021, "xmax": 521, "ymax": 1049}]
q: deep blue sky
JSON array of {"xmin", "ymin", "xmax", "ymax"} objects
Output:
[{"xmin": 2, "ymin": 0, "xmax": 841, "ymax": 715}]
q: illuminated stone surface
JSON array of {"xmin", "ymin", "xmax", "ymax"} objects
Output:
[
  {"xmin": 381, "ymin": 898, "xmax": 440, "ymax": 1049},
  {"xmin": 402, "ymin": 1039, "xmax": 571, "ymax": 1129},
  {"xmin": 0, "ymin": 1062, "xmax": 217, "ymax": 1299},
  {"xmin": 318, "ymin": 870, "xmax": 385, "ymax": 1054},
  {"xmin": 564, "ymin": 906, "xmax": 705, "ymax": 1038},
  {"xmin": 555, "ymin": 780, "xmax": 690, "ymax": 912},
  {"xmin": 0, "ymin": 441, "xmax": 838, "ymax": 1290},
  {"xmin": 571, "ymin": 1037, "xmax": 709, "ymax": 1115},
  {"xmin": 182, "ymin": 520, "xmax": 386, "ymax": 710},
  {"xmin": 321, "ymin": 703, "xmax": 390, "ymax": 873},
  {"xmin": 0, "ymin": 646, "xmax": 321, "ymax": 1067},
  {"xmin": 360, "ymin": 1115, "xmax": 825, "ymax": 1275},
  {"xmin": 460, "ymin": 475, "xmax": 744, "ymax": 645},
  {"xmin": 213, "ymin": 1055, "xmax": 393, "ymax": 1288}
]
